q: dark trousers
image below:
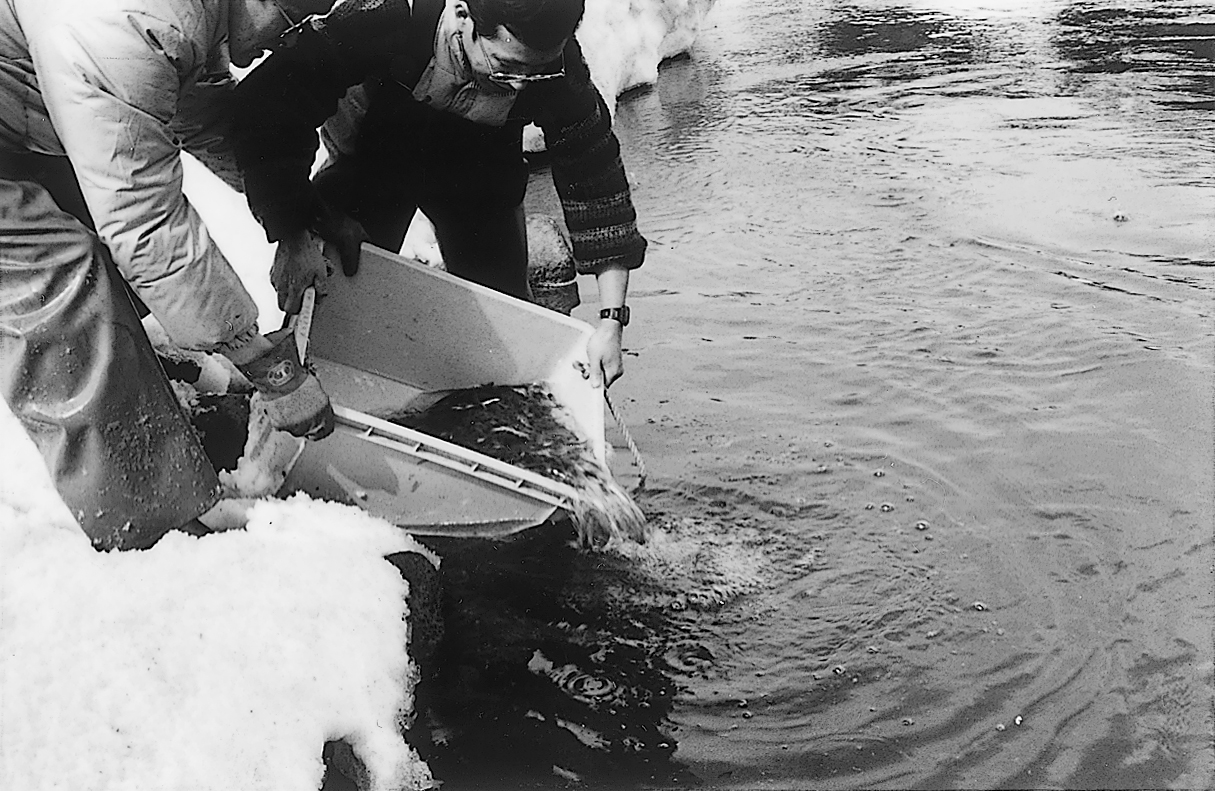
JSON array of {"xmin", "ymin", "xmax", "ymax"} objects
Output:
[
  {"xmin": 317, "ymin": 83, "xmax": 533, "ymax": 300},
  {"xmin": 0, "ymin": 153, "xmax": 220, "ymax": 549}
]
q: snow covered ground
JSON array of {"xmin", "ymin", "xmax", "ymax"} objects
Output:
[
  {"xmin": 0, "ymin": 402, "xmax": 437, "ymax": 790},
  {"xmin": 0, "ymin": 1, "xmax": 716, "ymax": 788}
]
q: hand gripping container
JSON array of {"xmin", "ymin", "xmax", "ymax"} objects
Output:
[{"xmin": 280, "ymin": 244, "xmax": 605, "ymax": 538}]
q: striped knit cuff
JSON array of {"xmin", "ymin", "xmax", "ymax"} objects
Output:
[{"xmin": 570, "ymin": 221, "xmax": 647, "ymax": 275}]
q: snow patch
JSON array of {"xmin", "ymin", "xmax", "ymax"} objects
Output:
[
  {"xmin": 0, "ymin": 403, "xmax": 435, "ymax": 790},
  {"xmin": 580, "ymin": 0, "xmax": 719, "ymax": 109}
]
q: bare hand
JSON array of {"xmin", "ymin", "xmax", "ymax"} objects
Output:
[
  {"xmin": 584, "ymin": 320, "xmax": 625, "ymax": 389},
  {"xmin": 271, "ymin": 230, "xmax": 331, "ymax": 314},
  {"xmin": 316, "ymin": 205, "xmax": 370, "ymax": 276}
]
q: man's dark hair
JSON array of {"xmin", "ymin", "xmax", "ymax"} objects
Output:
[{"xmin": 467, "ymin": 0, "xmax": 584, "ymax": 51}]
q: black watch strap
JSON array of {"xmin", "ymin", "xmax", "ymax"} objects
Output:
[{"xmin": 599, "ymin": 306, "xmax": 630, "ymax": 326}]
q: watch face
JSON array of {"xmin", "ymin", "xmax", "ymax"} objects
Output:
[{"xmin": 601, "ymin": 306, "xmax": 629, "ymax": 326}]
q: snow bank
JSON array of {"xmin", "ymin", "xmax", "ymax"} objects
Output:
[
  {"xmin": 0, "ymin": 403, "xmax": 435, "ymax": 791},
  {"xmin": 580, "ymin": 0, "xmax": 718, "ymax": 111}
]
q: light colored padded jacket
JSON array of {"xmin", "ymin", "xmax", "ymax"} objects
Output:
[{"xmin": 0, "ymin": 0, "xmax": 257, "ymax": 352}]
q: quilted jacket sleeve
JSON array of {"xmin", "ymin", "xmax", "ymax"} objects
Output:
[
  {"xmin": 172, "ymin": 71, "xmax": 244, "ymax": 193},
  {"xmin": 28, "ymin": 7, "xmax": 257, "ymax": 352}
]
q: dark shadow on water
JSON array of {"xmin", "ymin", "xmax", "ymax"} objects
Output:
[
  {"xmin": 819, "ymin": 3, "xmax": 979, "ymax": 65},
  {"xmin": 411, "ymin": 522, "xmax": 700, "ymax": 790},
  {"xmin": 1053, "ymin": 3, "xmax": 1215, "ymax": 99}
]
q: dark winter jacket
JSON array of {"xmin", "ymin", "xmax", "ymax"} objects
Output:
[{"xmin": 232, "ymin": 0, "xmax": 646, "ymax": 275}]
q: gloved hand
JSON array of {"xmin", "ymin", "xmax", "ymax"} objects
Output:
[
  {"xmin": 272, "ymin": 229, "xmax": 331, "ymax": 314},
  {"xmin": 316, "ymin": 202, "xmax": 370, "ymax": 276},
  {"xmin": 236, "ymin": 328, "xmax": 335, "ymax": 439}
]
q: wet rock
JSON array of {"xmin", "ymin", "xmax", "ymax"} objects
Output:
[
  {"xmin": 527, "ymin": 215, "xmax": 580, "ymax": 315},
  {"xmin": 385, "ymin": 551, "xmax": 444, "ymax": 674},
  {"xmin": 189, "ymin": 394, "xmax": 251, "ymax": 473}
]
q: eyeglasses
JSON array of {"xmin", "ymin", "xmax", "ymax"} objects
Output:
[
  {"xmin": 487, "ymin": 51, "xmax": 565, "ymax": 86},
  {"xmin": 461, "ymin": 33, "xmax": 566, "ymax": 87}
]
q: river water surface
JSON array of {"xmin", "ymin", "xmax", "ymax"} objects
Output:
[{"xmin": 414, "ymin": 1, "xmax": 1215, "ymax": 788}]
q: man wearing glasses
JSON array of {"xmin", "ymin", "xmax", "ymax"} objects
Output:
[
  {"xmin": 234, "ymin": 0, "xmax": 646, "ymax": 389},
  {"xmin": 0, "ymin": 0, "xmax": 340, "ymax": 551}
]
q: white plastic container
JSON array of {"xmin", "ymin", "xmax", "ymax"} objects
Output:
[{"xmin": 282, "ymin": 244, "xmax": 604, "ymax": 537}]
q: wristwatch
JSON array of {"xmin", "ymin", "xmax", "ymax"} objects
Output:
[{"xmin": 599, "ymin": 306, "xmax": 630, "ymax": 326}]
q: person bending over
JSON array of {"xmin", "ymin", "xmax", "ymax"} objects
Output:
[
  {"xmin": 233, "ymin": 0, "xmax": 645, "ymax": 389},
  {"xmin": 0, "ymin": 0, "xmax": 340, "ymax": 551}
]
